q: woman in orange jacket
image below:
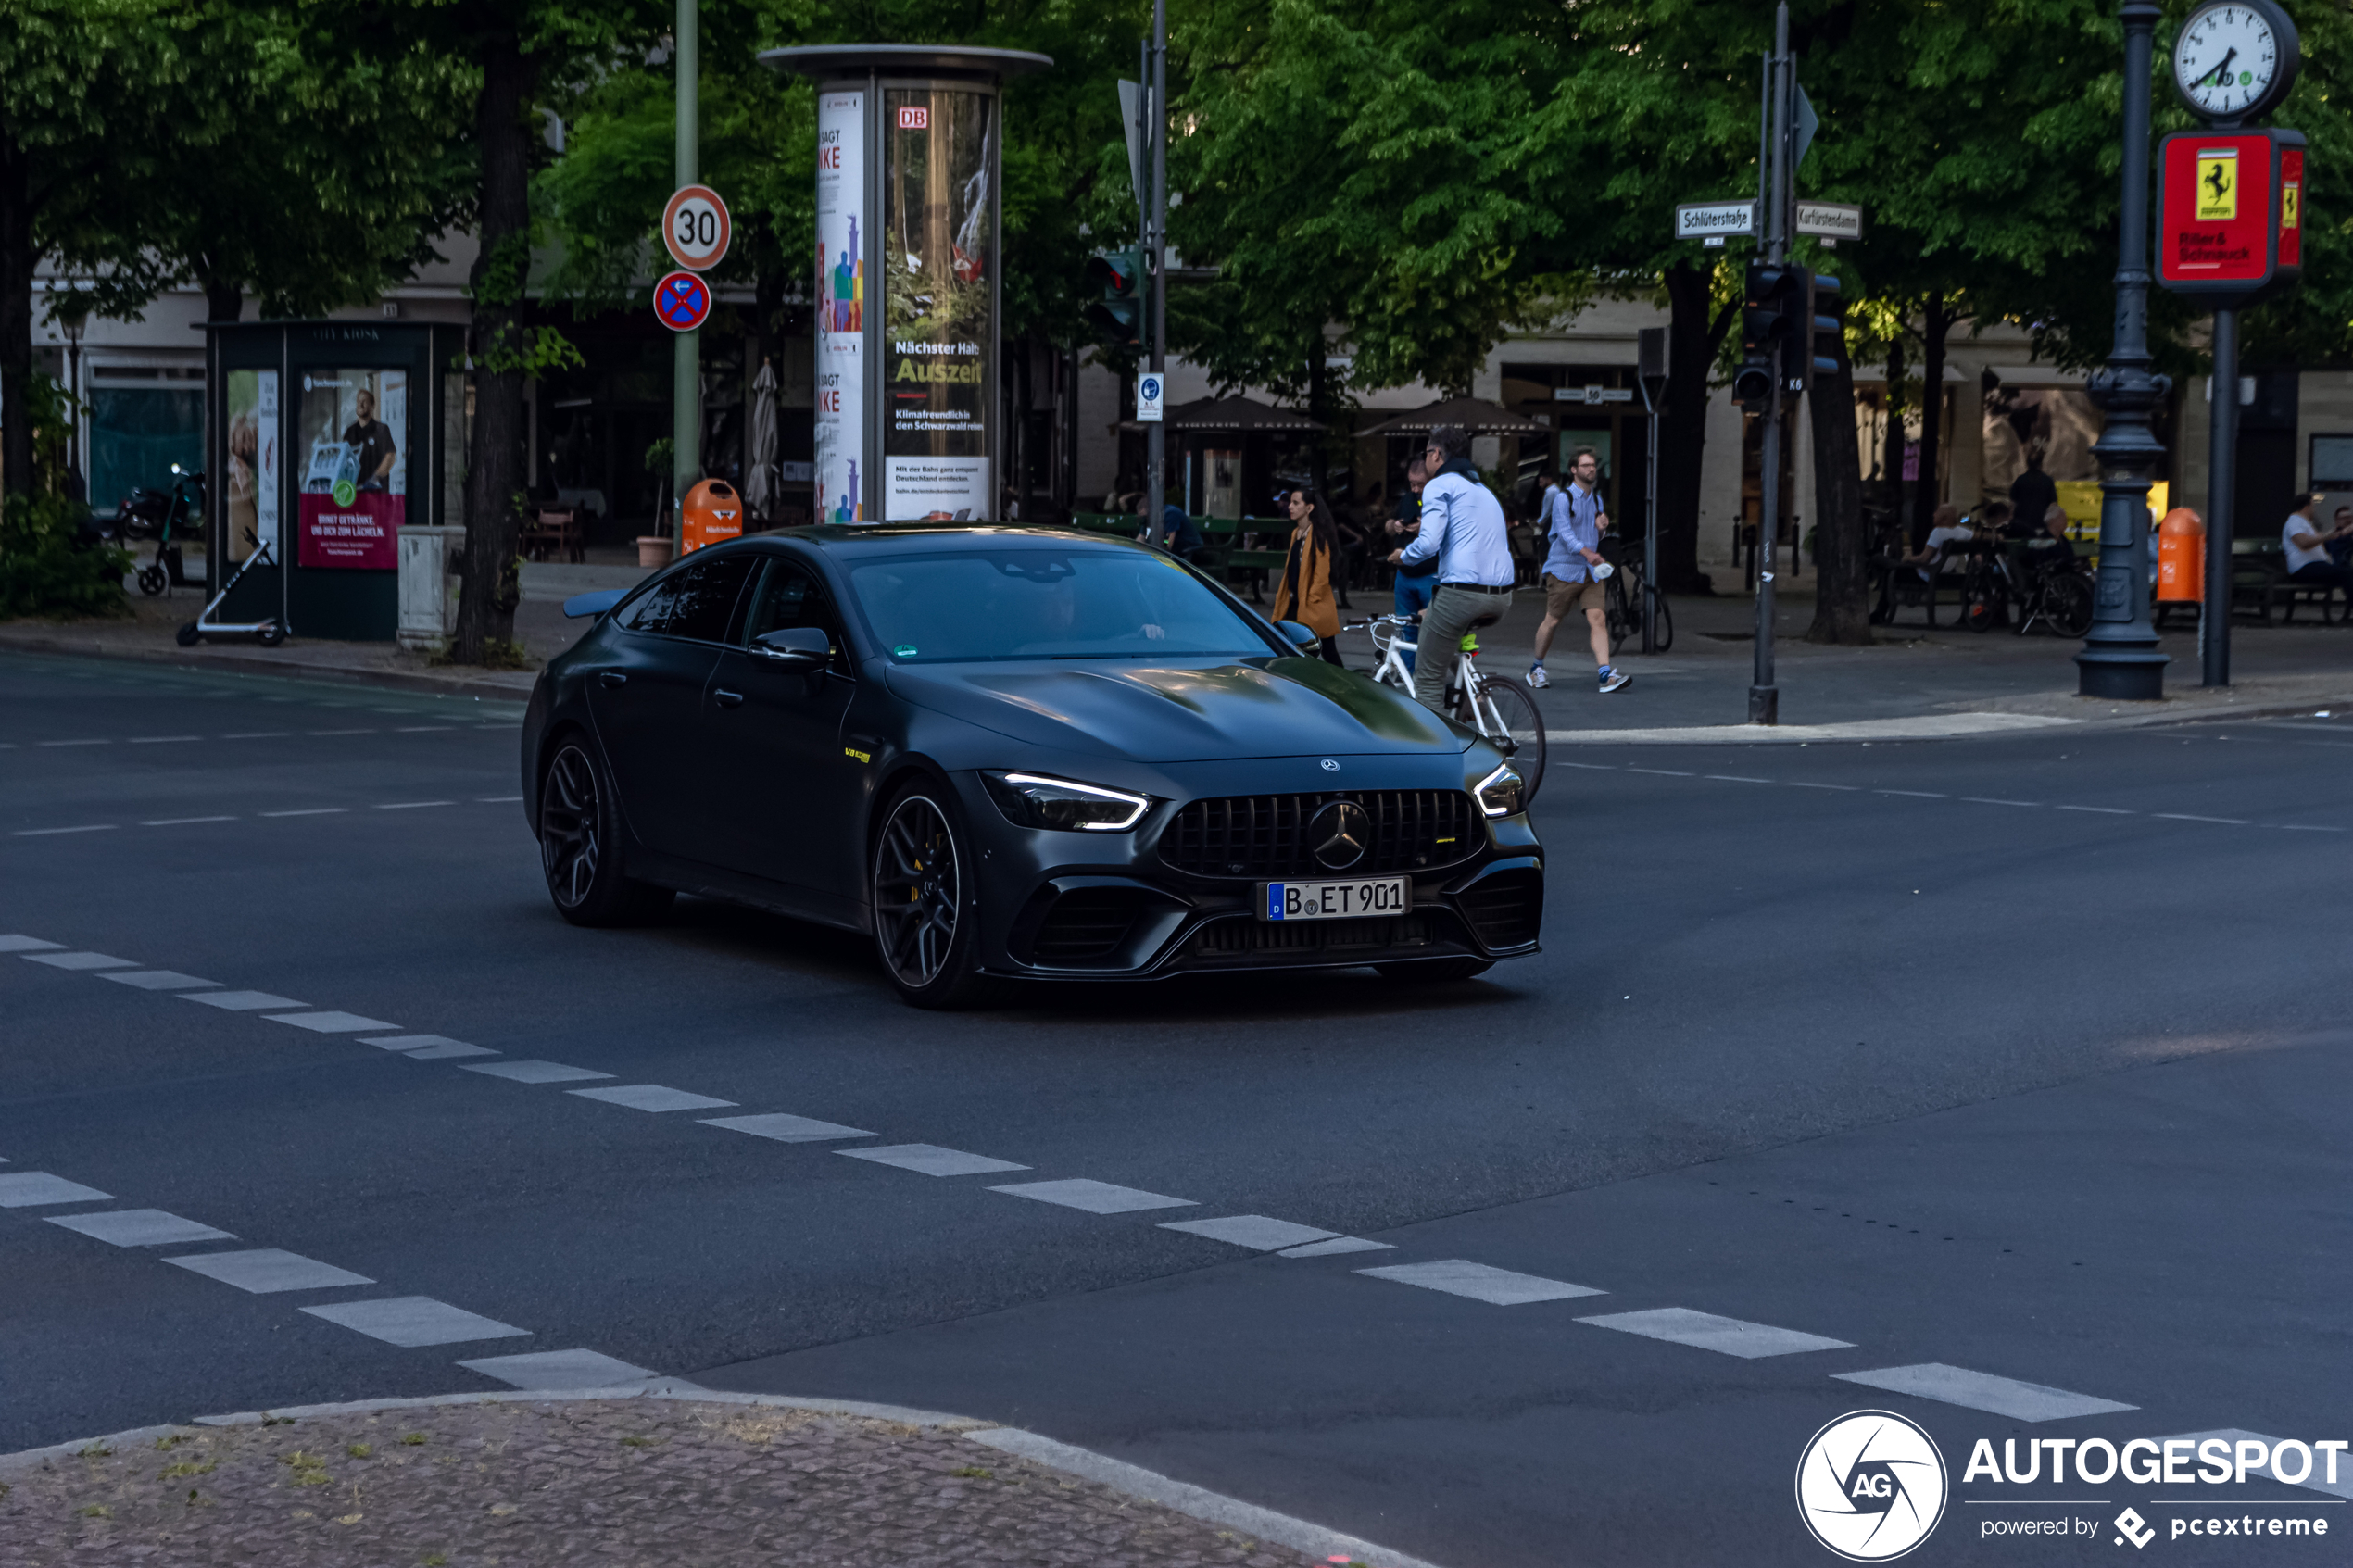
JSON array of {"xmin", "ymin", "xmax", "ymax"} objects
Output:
[{"xmin": 1272, "ymin": 486, "xmax": 1345, "ymax": 665}]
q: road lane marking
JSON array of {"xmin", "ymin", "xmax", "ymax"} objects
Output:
[
  {"xmin": 46, "ymin": 1209, "xmax": 236, "ymax": 1247},
  {"xmin": 221, "ymin": 732, "xmax": 290, "ymax": 739},
  {"xmin": 0, "ymin": 935, "xmax": 64, "ymax": 951},
  {"xmin": 990, "ymin": 1179, "xmax": 1198, "ymax": 1214},
  {"xmin": 1875, "ymin": 789, "xmax": 1945, "ymax": 797},
  {"xmin": 1357, "ymin": 1260, "xmax": 1605, "ymax": 1305},
  {"xmin": 96, "ymin": 971, "xmax": 220, "ymax": 990},
  {"xmin": 36, "ymin": 739, "xmax": 108, "ymax": 746},
  {"xmin": 307, "ymin": 729, "xmax": 376, "ymax": 736},
  {"xmin": 477, "ymin": 795, "xmax": 524, "ymax": 803},
  {"xmin": 567, "ymin": 1084, "xmax": 739, "ymax": 1113},
  {"xmin": 300, "ymin": 1297, "xmax": 530, "ymax": 1347},
  {"xmin": 1962, "ymin": 797, "xmax": 2039, "ymax": 808},
  {"xmin": 1787, "ymin": 782, "xmax": 1858, "ymax": 790},
  {"xmin": 699, "ymin": 1112, "xmax": 875, "ymax": 1143},
  {"xmin": 1627, "ymin": 768, "xmax": 1694, "ymax": 776},
  {"xmin": 2056, "ymin": 805, "xmax": 2133, "ymax": 814},
  {"xmin": 1832, "ymin": 1362, "xmax": 2136, "ymax": 1423},
  {"xmin": 264, "ymin": 1011, "xmax": 400, "ymax": 1034},
  {"xmin": 396, "ymin": 725, "xmax": 454, "ymax": 733},
  {"xmin": 163, "ymin": 1248, "xmax": 374, "ymax": 1294},
  {"xmin": 374, "ymin": 800, "xmax": 454, "ymax": 809},
  {"xmin": 1706, "ymin": 775, "xmax": 1772, "ymax": 784},
  {"xmin": 2156, "ymin": 813, "xmax": 2246, "ymax": 824},
  {"xmin": 22, "ymin": 950, "xmax": 136, "ymax": 970},
  {"xmin": 459, "ymin": 1060, "xmax": 614, "ymax": 1085},
  {"xmin": 837, "ymin": 1144, "xmax": 1028, "ymax": 1177},
  {"xmin": 359, "ymin": 1034, "xmax": 483, "ymax": 1054},
  {"xmin": 1278, "ymin": 1236, "xmax": 1394, "ymax": 1257},
  {"xmin": 398, "ymin": 1041, "xmax": 498, "ymax": 1060},
  {"xmin": 1160, "ymin": 1215, "xmax": 1339, "ymax": 1250},
  {"xmin": 2279, "ymin": 823, "xmax": 2348, "ymax": 832},
  {"xmin": 141, "ymin": 816, "xmax": 236, "ymax": 826},
  {"xmin": 459, "ymin": 1348, "xmax": 661, "ymax": 1390},
  {"xmin": 184, "ymin": 990, "xmax": 306, "ymax": 1010},
  {"xmin": 127, "ymin": 735, "xmax": 202, "ymax": 744},
  {"xmin": 1576, "ymin": 1307, "xmax": 1852, "ymax": 1359},
  {"xmin": 259, "ymin": 808, "xmax": 348, "ymax": 818},
  {"xmin": 0, "ymin": 1173, "xmax": 114, "ymax": 1207},
  {"xmin": 13, "ymin": 825, "xmax": 117, "ymax": 836}
]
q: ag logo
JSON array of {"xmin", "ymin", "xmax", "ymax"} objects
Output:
[{"xmin": 1796, "ymin": 1411, "xmax": 1947, "ymax": 1561}]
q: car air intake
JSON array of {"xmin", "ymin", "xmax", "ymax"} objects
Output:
[
  {"xmin": 1159, "ymin": 790, "xmax": 1478, "ymax": 879},
  {"xmin": 1456, "ymin": 869, "xmax": 1542, "ymax": 949},
  {"xmin": 1030, "ymin": 886, "xmax": 1148, "ymax": 962}
]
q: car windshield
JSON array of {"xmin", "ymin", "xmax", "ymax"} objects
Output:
[{"xmin": 848, "ymin": 548, "xmax": 1274, "ymax": 662}]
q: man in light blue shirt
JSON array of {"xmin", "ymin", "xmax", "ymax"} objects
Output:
[
  {"xmin": 1389, "ymin": 424, "xmax": 1516, "ymax": 713},
  {"xmin": 1529, "ymin": 448, "xmax": 1628, "ymax": 693}
]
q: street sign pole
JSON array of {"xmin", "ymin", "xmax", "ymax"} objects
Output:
[
  {"xmin": 673, "ymin": 0, "xmax": 699, "ymax": 551},
  {"xmin": 1751, "ymin": 3, "xmax": 1792, "ymax": 726},
  {"xmin": 1143, "ymin": 0, "xmax": 1168, "ymax": 543},
  {"xmin": 2204, "ymin": 308, "xmax": 2237, "ymax": 685},
  {"xmin": 1638, "ymin": 327, "xmax": 1667, "ymax": 655}
]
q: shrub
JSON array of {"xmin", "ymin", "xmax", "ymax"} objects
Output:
[{"xmin": 0, "ymin": 493, "xmax": 132, "ymax": 620}]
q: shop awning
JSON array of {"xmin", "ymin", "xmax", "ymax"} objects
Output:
[
  {"xmin": 1357, "ymin": 396, "xmax": 1551, "ymax": 436},
  {"xmin": 1117, "ymin": 395, "xmax": 1327, "ymax": 434}
]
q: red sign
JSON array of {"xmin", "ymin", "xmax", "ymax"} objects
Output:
[
  {"xmin": 297, "ymin": 492, "xmax": 400, "ymax": 570},
  {"xmin": 2281, "ymin": 146, "xmax": 2305, "ymax": 270},
  {"xmin": 653, "ymin": 270, "xmax": 712, "ymax": 332},
  {"xmin": 2160, "ymin": 132, "xmax": 2272, "ymax": 286},
  {"xmin": 898, "ymin": 106, "xmax": 928, "ymax": 130}
]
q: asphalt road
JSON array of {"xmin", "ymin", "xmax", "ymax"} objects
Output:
[{"xmin": 4, "ymin": 647, "xmax": 2347, "ymax": 1567}]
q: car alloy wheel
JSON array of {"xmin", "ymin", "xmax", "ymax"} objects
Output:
[
  {"xmin": 541, "ymin": 745, "xmax": 602, "ymax": 910},
  {"xmin": 874, "ymin": 793, "xmax": 961, "ymax": 987}
]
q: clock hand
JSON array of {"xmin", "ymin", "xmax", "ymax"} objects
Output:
[{"xmin": 2201, "ymin": 45, "xmax": 2238, "ymax": 88}]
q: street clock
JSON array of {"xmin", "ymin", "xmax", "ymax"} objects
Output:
[{"xmin": 2172, "ymin": 0, "xmax": 2299, "ymax": 124}]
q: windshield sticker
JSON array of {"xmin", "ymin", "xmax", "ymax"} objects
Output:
[{"xmin": 893, "ymin": 644, "xmax": 918, "ymax": 658}]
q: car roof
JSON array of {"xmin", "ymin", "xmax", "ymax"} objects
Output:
[{"xmin": 762, "ymin": 523, "xmax": 1151, "ymax": 560}]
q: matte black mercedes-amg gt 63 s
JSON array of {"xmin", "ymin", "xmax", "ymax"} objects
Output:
[{"xmin": 522, "ymin": 526, "xmax": 1542, "ymax": 1007}]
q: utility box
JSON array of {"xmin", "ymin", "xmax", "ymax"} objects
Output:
[
  {"xmin": 205, "ymin": 320, "xmax": 469, "ymax": 640},
  {"xmin": 397, "ymin": 526, "xmax": 464, "ymax": 650}
]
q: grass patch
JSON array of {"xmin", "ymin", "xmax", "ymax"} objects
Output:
[
  {"xmin": 76, "ymin": 1442, "xmax": 113, "ymax": 1459},
  {"xmin": 950, "ymin": 1466, "xmax": 994, "ymax": 1479},
  {"xmin": 346, "ymin": 1443, "xmax": 373, "ymax": 1459},
  {"xmin": 156, "ymin": 1434, "xmax": 188, "ymax": 1451},
  {"xmin": 618, "ymin": 1435, "xmax": 657, "ymax": 1449},
  {"xmin": 282, "ymin": 1450, "xmax": 333, "ymax": 1486},
  {"xmin": 400, "ymin": 1433, "xmax": 429, "ymax": 1446},
  {"xmin": 79, "ymin": 1503, "xmax": 111, "ymax": 1519},
  {"xmin": 160, "ymin": 1459, "xmax": 217, "ymax": 1480}
]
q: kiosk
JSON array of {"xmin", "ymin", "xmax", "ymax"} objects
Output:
[
  {"xmin": 761, "ymin": 44, "xmax": 1050, "ymax": 523},
  {"xmin": 203, "ymin": 320, "xmax": 469, "ymax": 640}
]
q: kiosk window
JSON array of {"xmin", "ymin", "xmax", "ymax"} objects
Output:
[{"xmin": 618, "ymin": 555, "xmax": 755, "ymax": 642}]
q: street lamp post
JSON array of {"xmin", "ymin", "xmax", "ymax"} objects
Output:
[{"xmin": 2076, "ymin": 0, "xmax": 2171, "ymax": 700}]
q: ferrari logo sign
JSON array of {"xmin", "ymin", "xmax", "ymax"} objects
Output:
[
  {"xmin": 2196, "ymin": 151, "xmax": 2239, "ymax": 221},
  {"xmin": 2283, "ymin": 181, "xmax": 2300, "ymax": 230}
]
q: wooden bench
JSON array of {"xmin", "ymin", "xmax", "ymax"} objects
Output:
[{"xmin": 522, "ymin": 508, "xmax": 583, "ymax": 564}]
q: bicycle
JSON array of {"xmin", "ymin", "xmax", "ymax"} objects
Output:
[
  {"xmin": 1347, "ymin": 613, "xmax": 1548, "ymax": 804},
  {"xmin": 1598, "ymin": 536, "xmax": 1675, "ymax": 655}
]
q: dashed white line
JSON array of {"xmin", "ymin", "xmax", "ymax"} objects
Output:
[
  {"xmin": 1705, "ymin": 775, "xmax": 1772, "ymax": 784},
  {"xmin": 307, "ymin": 729, "xmax": 376, "ymax": 736},
  {"xmin": 0, "ymin": 935, "xmax": 64, "ymax": 951},
  {"xmin": 990, "ymin": 1178, "xmax": 1197, "ymax": 1214},
  {"xmin": 1787, "ymin": 782, "xmax": 1859, "ymax": 791},
  {"xmin": 1577, "ymin": 1307, "xmax": 1853, "ymax": 1359},
  {"xmin": 1279, "ymin": 1236, "xmax": 1393, "ymax": 1258},
  {"xmin": 47, "ymin": 1209, "xmax": 236, "ymax": 1247},
  {"xmin": 221, "ymin": 732, "xmax": 290, "ymax": 739},
  {"xmin": 567, "ymin": 1084, "xmax": 738, "ymax": 1113},
  {"xmin": 301, "ymin": 1297, "xmax": 529, "ymax": 1348},
  {"xmin": 460, "ymin": 1060, "xmax": 613, "ymax": 1085},
  {"xmin": 259, "ymin": 808, "xmax": 347, "ymax": 818},
  {"xmin": 396, "ymin": 725, "xmax": 454, "ymax": 733},
  {"xmin": 699, "ymin": 1112, "xmax": 875, "ymax": 1143},
  {"xmin": 141, "ymin": 815, "xmax": 236, "ymax": 826},
  {"xmin": 1833, "ymin": 1362, "xmax": 2135, "ymax": 1423},
  {"xmin": 460, "ymin": 1348, "xmax": 658, "ymax": 1390},
  {"xmin": 373, "ymin": 800, "xmax": 454, "ymax": 810},
  {"xmin": 36, "ymin": 738, "xmax": 108, "ymax": 747},
  {"xmin": 13, "ymin": 824, "xmax": 116, "ymax": 836},
  {"xmin": 97, "ymin": 971, "xmax": 219, "ymax": 991},
  {"xmin": 2279, "ymin": 823, "xmax": 2347, "ymax": 832},
  {"xmin": 2155, "ymin": 813, "xmax": 2246, "ymax": 824},
  {"xmin": 1358, "ymin": 1260, "xmax": 1605, "ymax": 1305},
  {"xmin": 477, "ymin": 795, "xmax": 524, "ymax": 803},
  {"xmin": 0, "ymin": 1173, "xmax": 113, "ymax": 1207},
  {"xmin": 2055, "ymin": 805, "xmax": 2133, "ymax": 815},
  {"xmin": 1627, "ymin": 768, "xmax": 1694, "ymax": 776},
  {"xmin": 22, "ymin": 951, "xmax": 136, "ymax": 970},
  {"xmin": 1961, "ymin": 797, "xmax": 2039, "ymax": 808},
  {"xmin": 838, "ymin": 1144, "xmax": 1028, "ymax": 1177},
  {"xmin": 165, "ymin": 1248, "xmax": 374, "ymax": 1294},
  {"xmin": 183, "ymin": 990, "xmax": 307, "ymax": 1010},
  {"xmin": 126, "ymin": 735, "xmax": 202, "ymax": 745},
  {"xmin": 1875, "ymin": 789, "xmax": 1945, "ymax": 798},
  {"xmin": 265, "ymin": 1011, "xmax": 400, "ymax": 1034},
  {"xmin": 1161, "ymin": 1215, "xmax": 1338, "ymax": 1250}
]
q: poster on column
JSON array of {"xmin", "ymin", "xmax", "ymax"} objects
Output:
[
  {"xmin": 295, "ymin": 369, "xmax": 405, "ymax": 568},
  {"xmin": 883, "ymin": 87, "xmax": 993, "ymax": 521},
  {"xmin": 815, "ymin": 89, "xmax": 868, "ymax": 523},
  {"xmin": 223, "ymin": 370, "xmax": 280, "ymax": 563}
]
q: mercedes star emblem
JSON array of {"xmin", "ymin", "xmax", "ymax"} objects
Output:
[{"xmin": 1308, "ymin": 800, "xmax": 1371, "ymax": 871}]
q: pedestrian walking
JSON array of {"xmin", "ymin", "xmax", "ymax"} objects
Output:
[
  {"xmin": 1389, "ymin": 425, "xmax": 1515, "ymax": 713},
  {"xmin": 1527, "ymin": 450, "xmax": 1628, "ymax": 694},
  {"xmin": 1273, "ymin": 486, "xmax": 1346, "ymax": 665}
]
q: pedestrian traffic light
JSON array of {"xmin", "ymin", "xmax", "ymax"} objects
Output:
[
  {"xmin": 1734, "ymin": 261, "xmax": 1803, "ymax": 410},
  {"xmin": 1803, "ymin": 273, "xmax": 1844, "ymax": 392},
  {"xmin": 1084, "ymin": 249, "xmax": 1143, "ymax": 346}
]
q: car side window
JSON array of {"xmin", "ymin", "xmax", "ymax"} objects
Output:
[
  {"xmin": 739, "ymin": 559, "xmax": 852, "ymax": 675},
  {"xmin": 615, "ymin": 554, "xmax": 756, "ymax": 642}
]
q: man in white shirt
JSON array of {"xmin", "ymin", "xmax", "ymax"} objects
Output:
[
  {"xmin": 1896, "ymin": 504, "xmax": 1973, "ymax": 583},
  {"xmin": 1389, "ymin": 424, "xmax": 1514, "ymax": 714},
  {"xmin": 2283, "ymin": 492, "xmax": 2353, "ymax": 602}
]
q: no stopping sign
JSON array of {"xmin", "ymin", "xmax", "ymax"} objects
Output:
[
  {"xmin": 654, "ymin": 270, "xmax": 712, "ymax": 332},
  {"xmin": 662, "ymin": 185, "xmax": 731, "ymax": 271}
]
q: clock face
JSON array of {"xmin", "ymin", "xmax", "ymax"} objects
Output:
[{"xmin": 2175, "ymin": 4, "xmax": 2282, "ymax": 119}]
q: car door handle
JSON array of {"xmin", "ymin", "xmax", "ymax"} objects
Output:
[
  {"xmin": 597, "ymin": 671, "xmax": 627, "ymax": 688},
  {"xmin": 713, "ymin": 689, "xmax": 744, "ymax": 708}
]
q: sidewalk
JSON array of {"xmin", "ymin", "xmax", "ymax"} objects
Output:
[
  {"xmin": 1329, "ymin": 573, "xmax": 2353, "ymax": 741},
  {"xmin": 0, "ymin": 1390, "xmax": 1411, "ymax": 1568}
]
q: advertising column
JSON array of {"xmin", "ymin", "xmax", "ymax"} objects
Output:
[
  {"xmin": 295, "ymin": 369, "xmax": 405, "ymax": 568},
  {"xmin": 882, "ymin": 87, "xmax": 994, "ymax": 520},
  {"xmin": 815, "ymin": 88, "xmax": 868, "ymax": 523}
]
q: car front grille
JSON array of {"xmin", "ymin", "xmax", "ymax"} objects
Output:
[
  {"xmin": 1158, "ymin": 790, "xmax": 1478, "ymax": 879},
  {"xmin": 1188, "ymin": 913, "xmax": 1435, "ymax": 959}
]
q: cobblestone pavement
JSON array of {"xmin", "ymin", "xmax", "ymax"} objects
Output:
[{"xmin": 0, "ymin": 1400, "xmax": 1342, "ymax": 1568}]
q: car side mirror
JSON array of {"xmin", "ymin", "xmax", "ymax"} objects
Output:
[
  {"xmin": 562, "ymin": 589, "xmax": 625, "ymax": 620},
  {"xmin": 1275, "ymin": 620, "xmax": 1320, "ymax": 651},
  {"xmin": 751, "ymin": 626, "xmax": 833, "ymax": 669}
]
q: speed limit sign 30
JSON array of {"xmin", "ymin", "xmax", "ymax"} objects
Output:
[{"xmin": 662, "ymin": 184, "xmax": 731, "ymax": 271}]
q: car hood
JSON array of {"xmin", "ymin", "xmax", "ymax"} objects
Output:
[{"xmin": 884, "ymin": 657, "xmax": 1466, "ymax": 763}]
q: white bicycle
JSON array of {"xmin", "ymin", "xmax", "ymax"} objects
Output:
[{"xmin": 1348, "ymin": 614, "xmax": 1548, "ymax": 803}]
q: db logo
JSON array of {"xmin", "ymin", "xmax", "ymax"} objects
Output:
[
  {"xmin": 1796, "ymin": 1411, "xmax": 1948, "ymax": 1561},
  {"xmin": 898, "ymin": 106, "xmax": 929, "ymax": 130}
]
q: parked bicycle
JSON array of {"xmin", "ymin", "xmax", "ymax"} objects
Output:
[
  {"xmin": 1348, "ymin": 613, "xmax": 1548, "ymax": 803},
  {"xmin": 1957, "ymin": 539, "xmax": 2093, "ymax": 638},
  {"xmin": 1598, "ymin": 535, "xmax": 1675, "ymax": 655}
]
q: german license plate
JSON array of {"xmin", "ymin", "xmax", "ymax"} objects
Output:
[{"xmin": 1260, "ymin": 877, "xmax": 1409, "ymax": 922}]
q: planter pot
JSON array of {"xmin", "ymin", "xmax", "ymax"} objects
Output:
[{"xmin": 635, "ymin": 535, "xmax": 675, "ymax": 571}]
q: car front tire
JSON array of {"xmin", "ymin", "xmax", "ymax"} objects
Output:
[
  {"xmin": 871, "ymin": 784, "xmax": 1002, "ymax": 1010},
  {"xmin": 539, "ymin": 739, "xmax": 674, "ymax": 927}
]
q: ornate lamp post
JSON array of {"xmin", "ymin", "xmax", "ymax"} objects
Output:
[{"xmin": 2076, "ymin": 0, "xmax": 2171, "ymax": 700}]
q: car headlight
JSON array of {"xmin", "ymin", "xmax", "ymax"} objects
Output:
[
  {"xmin": 1475, "ymin": 760, "xmax": 1525, "ymax": 819},
  {"xmin": 982, "ymin": 771, "xmax": 1153, "ymax": 832}
]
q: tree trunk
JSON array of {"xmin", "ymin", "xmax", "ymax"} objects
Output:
[
  {"xmin": 1659, "ymin": 261, "xmax": 1730, "ymax": 594},
  {"xmin": 203, "ymin": 273, "xmax": 245, "ymax": 322},
  {"xmin": 1804, "ymin": 327, "xmax": 1872, "ymax": 645},
  {"xmin": 1304, "ymin": 334, "xmax": 1327, "ymax": 499},
  {"xmin": 1881, "ymin": 336, "xmax": 1909, "ymax": 546},
  {"xmin": 0, "ymin": 123, "xmax": 33, "ymax": 499},
  {"xmin": 1912, "ymin": 297, "xmax": 1947, "ymax": 531},
  {"xmin": 453, "ymin": 36, "xmax": 537, "ymax": 664}
]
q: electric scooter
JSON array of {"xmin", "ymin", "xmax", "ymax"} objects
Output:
[
  {"xmin": 177, "ymin": 528, "xmax": 285, "ymax": 646},
  {"xmin": 120, "ymin": 465, "xmax": 206, "ymax": 596}
]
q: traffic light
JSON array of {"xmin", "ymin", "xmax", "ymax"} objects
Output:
[
  {"xmin": 1733, "ymin": 261, "xmax": 1803, "ymax": 410},
  {"xmin": 1802, "ymin": 272, "xmax": 1844, "ymax": 392},
  {"xmin": 1084, "ymin": 249, "xmax": 1143, "ymax": 346}
]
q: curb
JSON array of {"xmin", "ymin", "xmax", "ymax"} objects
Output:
[
  {"xmin": 1544, "ymin": 694, "xmax": 2353, "ymax": 746},
  {"xmin": 0, "ymin": 628, "xmax": 539, "ymax": 702},
  {"xmin": 0, "ymin": 1386, "xmax": 1444, "ymax": 1568}
]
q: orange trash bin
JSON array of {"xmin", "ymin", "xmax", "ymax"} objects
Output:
[
  {"xmin": 2157, "ymin": 507, "xmax": 2204, "ymax": 602},
  {"xmin": 680, "ymin": 479, "xmax": 744, "ymax": 555}
]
